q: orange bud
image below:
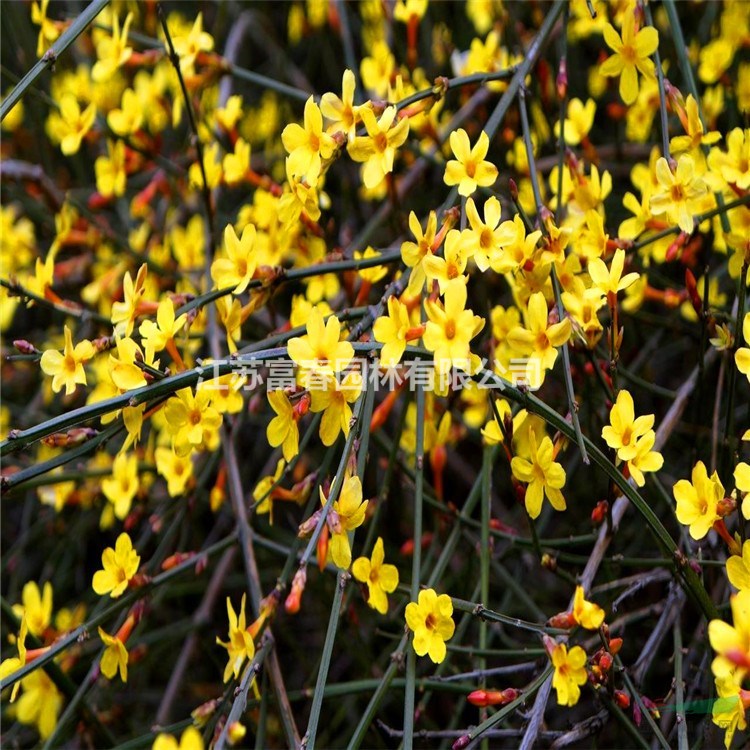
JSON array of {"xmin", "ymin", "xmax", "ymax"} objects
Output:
[
  {"xmin": 317, "ymin": 524, "xmax": 329, "ymax": 572},
  {"xmin": 547, "ymin": 612, "xmax": 576, "ymax": 629},
  {"xmin": 599, "ymin": 652, "xmax": 613, "ymax": 672},
  {"xmin": 609, "ymin": 637, "xmax": 623, "ymax": 655},
  {"xmin": 467, "ymin": 688, "xmax": 519, "ymax": 707},
  {"xmin": 591, "ymin": 500, "xmax": 608, "ymax": 525},
  {"xmin": 614, "ymin": 690, "xmax": 630, "ymax": 709},
  {"xmin": 285, "ymin": 568, "xmax": 307, "ymax": 615},
  {"xmin": 161, "ymin": 552, "xmax": 195, "ymax": 571}
]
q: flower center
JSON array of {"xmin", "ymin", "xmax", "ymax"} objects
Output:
[
  {"xmin": 425, "ymin": 613, "xmax": 436, "ymax": 630},
  {"xmin": 465, "ymin": 160, "xmax": 477, "ymax": 178},
  {"xmin": 374, "ymin": 132, "xmax": 388, "ymax": 152},
  {"xmin": 63, "ymin": 354, "xmax": 77, "ymax": 374},
  {"xmin": 309, "ymin": 133, "xmax": 320, "ymax": 152},
  {"xmin": 445, "ymin": 321, "xmax": 456, "ymax": 340},
  {"xmin": 670, "ymin": 185, "xmax": 685, "ymax": 202},
  {"xmin": 189, "ymin": 409, "xmax": 202, "ymax": 426},
  {"xmin": 621, "ymin": 44, "xmax": 637, "ymax": 64},
  {"xmin": 480, "ymin": 228, "xmax": 493, "ymax": 249}
]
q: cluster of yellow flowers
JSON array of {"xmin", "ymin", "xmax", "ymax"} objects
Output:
[{"xmin": 1, "ymin": 0, "xmax": 749, "ymax": 745}]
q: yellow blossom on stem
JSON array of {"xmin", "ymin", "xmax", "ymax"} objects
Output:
[
  {"xmin": 92, "ymin": 532, "xmax": 140, "ymax": 598},
  {"xmin": 139, "ymin": 297, "xmax": 187, "ymax": 363},
  {"xmin": 549, "ymin": 639, "xmax": 588, "ymax": 706},
  {"xmin": 310, "ymin": 371, "xmax": 362, "ymax": 446},
  {"xmin": 423, "ymin": 229, "xmax": 469, "ymax": 293},
  {"xmin": 288, "ymin": 306, "xmax": 354, "ymax": 380},
  {"xmin": 727, "ymin": 541, "xmax": 750, "ymax": 592},
  {"xmin": 404, "ymin": 588, "xmax": 455, "ymax": 664},
  {"xmin": 222, "ymin": 138, "xmax": 251, "ymax": 185},
  {"xmin": 267, "ymin": 390, "xmax": 300, "ymax": 462},
  {"xmin": 107, "ymin": 88, "xmax": 144, "ymax": 136},
  {"xmin": 0, "ymin": 615, "xmax": 27, "ymax": 701},
  {"xmin": 325, "ymin": 474, "xmax": 368, "ymax": 570},
  {"xmin": 671, "ymin": 95, "xmax": 722, "ymax": 154},
  {"xmin": 709, "ymin": 590, "xmax": 750, "ymax": 679},
  {"xmin": 511, "ymin": 429, "xmax": 567, "ymax": 519},
  {"xmin": 587, "ymin": 248, "xmax": 640, "ymax": 298},
  {"xmin": 373, "ymin": 295, "xmax": 421, "ymax": 367},
  {"xmin": 401, "ymin": 209, "xmax": 437, "ymax": 294},
  {"xmin": 352, "ymin": 537, "xmax": 399, "ymax": 614},
  {"xmin": 171, "ymin": 12, "xmax": 214, "ymax": 74},
  {"xmin": 102, "ymin": 452, "xmax": 139, "ymax": 521},
  {"xmin": 40, "ymin": 325, "xmax": 95, "ymax": 396},
  {"xmin": 554, "ymin": 98, "xmax": 596, "ymax": 146},
  {"xmin": 278, "ymin": 158, "xmax": 321, "ymax": 227},
  {"xmin": 12, "ymin": 582, "xmax": 52, "ymax": 638},
  {"xmin": 712, "ymin": 673, "xmax": 749, "ymax": 750},
  {"xmin": 463, "ymin": 196, "xmax": 516, "ymax": 272},
  {"xmin": 155, "ymin": 446, "xmax": 194, "ymax": 498},
  {"xmin": 163, "ymin": 388, "xmax": 222, "ymax": 456},
  {"xmin": 95, "ymin": 140, "xmax": 127, "ymax": 199},
  {"xmin": 112, "ymin": 264, "xmax": 148, "ymax": 337},
  {"xmin": 46, "ymin": 94, "xmax": 96, "ymax": 156},
  {"xmin": 107, "ymin": 336, "xmax": 148, "ymax": 392},
  {"xmin": 649, "ymin": 155, "xmax": 707, "ymax": 234},
  {"xmin": 92, "ymin": 12, "xmax": 133, "ymax": 82},
  {"xmin": 572, "ymin": 586, "xmax": 605, "ymax": 629},
  {"xmin": 601, "ymin": 389, "xmax": 654, "ymax": 462},
  {"xmin": 735, "ymin": 313, "xmax": 750, "ymax": 384},
  {"xmin": 16, "ymin": 668, "xmax": 63, "ymax": 740},
  {"xmin": 443, "ymin": 129, "xmax": 498, "ymax": 197},
  {"xmin": 253, "ymin": 458, "xmax": 285, "ymax": 522},
  {"xmin": 153, "ymin": 726, "xmax": 204, "ymax": 750},
  {"xmin": 282, "ymin": 96, "xmax": 336, "ymax": 179},
  {"xmin": 737, "ymin": 460, "xmax": 750, "ymax": 519},
  {"xmin": 98, "ymin": 625, "xmax": 130, "ymax": 682},
  {"xmin": 506, "ymin": 291, "xmax": 571, "ymax": 383},
  {"xmin": 348, "ymin": 105, "xmax": 409, "ymax": 189},
  {"xmin": 211, "ymin": 224, "xmax": 258, "ymax": 294},
  {"xmin": 216, "ymin": 594, "xmax": 255, "ymax": 683},
  {"xmin": 600, "ymin": 8, "xmax": 659, "ymax": 105},
  {"xmin": 423, "ymin": 277, "xmax": 484, "ymax": 375},
  {"xmin": 674, "ymin": 460, "xmax": 725, "ymax": 540},
  {"xmin": 31, "ymin": 0, "xmax": 61, "ymax": 57},
  {"xmin": 320, "ymin": 69, "xmax": 363, "ymax": 141},
  {"xmin": 625, "ymin": 429, "xmax": 663, "ymax": 487}
]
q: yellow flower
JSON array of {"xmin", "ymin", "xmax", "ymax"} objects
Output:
[
  {"xmin": 46, "ymin": 94, "xmax": 96, "ymax": 156},
  {"xmin": 462, "ymin": 196, "xmax": 516, "ymax": 272},
  {"xmin": 373, "ymin": 295, "xmax": 414, "ymax": 367},
  {"xmin": 698, "ymin": 38, "xmax": 735, "ymax": 85},
  {"xmin": 139, "ymin": 297, "xmax": 187, "ymax": 361},
  {"xmin": 423, "ymin": 277, "xmax": 484, "ymax": 375},
  {"xmin": 163, "ymin": 388, "xmax": 223, "ymax": 456},
  {"xmin": 360, "ymin": 39, "xmax": 395, "ymax": 98},
  {"xmin": 102, "ymin": 452, "xmax": 139, "ymax": 520},
  {"xmin": 0, "ymin": 615, "xmax": 27, "ymax": 702},
  {"xmin": 600, "ymin": 9, "xmax": 659, "ymax": 105},
  {"xmin": 325, "ymin": 474, "xmax": 368, "ymax": 570},
  {"xmin": 348, "ymin": 105, "xmax": 409, "ymax": 189},
  {"xmin": 708, "ymin": 128, "xmax": 750, "ymax": 192},
  {"xmin": 12, "ymin": 581, "xmax": 53, "ymax": 638},
  {"xmin": 216, "ymin": 594, "xmax": 255, "ymax": 683},
  {"xmin": 253, "ymin": 458, "xmax": 285, "ymax": 521},
  {"xmin": 98, "ymin": 626, "xmax": 129, "ymax": 682},
  {"xmin": 649, "ymin": 155, "xmax": 707, "ymax": 234},
  {"xmin": 626, "ymin": 429, "xmax": 663, "ymax": 487},
  {"xmin": 443, "ymin": 129, "xmax": 498, "ymax": 197},
  {"xmin": 92, "ymin": 12, "xmax": 133, "ymax": 82},
  {"xmin": 153, "ymin": 726, "xmax": 204, "ymax": 750},
  {"xmin": 282, "ymin": 96, "xmax": 336, "ymax": 179},
  {"xmin": 222, "ymin": 138, "xmax": 251, "ymax": 185},
  {"xmin": 92, "ymin": 532, "xmax": 140, "ymax": 598},
  {"xmin": 506, "ymin": 291, "xmax": 571, "ymax": 381},
  {"xmin": 601, "ymin": 389, "xmax": 654, "ymax": 462},
  {"xmin": 554, "ymin": 98, "xmax": 596, "ymax": 146},
  {"xmin": 709, "ymin": 590, "xmax": 750, "ymax": 679},
  {"xmin": 712, "ymin": 673, "xmax": 748, "ymax": 750},
  {"xmin": 96, "ymin": 140, "xmax": 127, "ymax": 198},
  {"xmin": 400, "ymin": 210, "xmax": 437, "ymax": 294},
  {"xmin": 404, "ymin": 588, "xmax": 455, "ymax": 664},
  {"xmin": 321, "ymin": 69, "xmax": 362, "ymax": 141},
  {"xmin": 211, "ymin": 224, "xmax": 258, "ymax": 294},
  {"xmin": 278, "ymin": 158, "xmax": 321, "ymax": 227},
  {"xmin": 112, "ymin": 264, "xmax": 148, "ymax": 337},
  {"xmin": 550, "ymin": 642, "xmax": 588, "ymax": 706},
  {"xmin": 674, "ymin": 460, "xmax": 724, "ymax": 540},
  {"xmin": 108, "ymin": 89, "xmax": 144, "ymax": 136},
  {"xmin": 393, "ymin": 0, "xmax": 428, "ymax": 23},
  {"xmin": 155, "ymin": 446, "xmax": 194, "ymax": 498},
  {"xmin": 352, "ymin": 537, "xmax": 399, "ymax": 614},
  {"xmin": 288, "ymin": 306, "xmax": 354, "ymax": 379},
  {"xmin": 727, "ymin": 541, "xmax": 750, "ymax": 592},
  {"xmin": 171, "ymin": 12, "xmax": 214, "ymax": 74},
  {"xmin": 108, "ymin": 336, "xmax": 148, "ymax": 392},
  {"xmin": 737, "ymin": 461, "xmax": 750, "ymax": 519},
  {"xmin": 489, "ymin": 214, "xmax": 541, "ymax": 274},
  {"xmin": 510, "ymin": 429, "xmax": 566, "ymax": 519},
  {"xmin": 572, "ymin": 586, "xmax": 605, "ymax": 630},
  {"xmin": 188, "ymin": 142, "xmax": 222, "ymax": 190},
  {"xmin": 422, "ymin": 229, "xmax": 469, "ymax": 293},
  {"xmin": 40, "ymin": 325, "xmax": 95, "ymax": 396},
  {"xmin": 310, "ymin": 371, "xmax": 362, "ymax": 446},
  {"xmin": 266, "ymin": 390, "xmax": 299, "ymax": 462},
  {"xmin": 16, "ymin": 668, "xmax": 63, "ymax": 739},
  {"xmin": 31, "ymin": 0, "xmax": 61, "ymax": 57},
  {"xmin": 587, "ymin": 248, "xmax": 640, "ymax": 298},
  {"xmin": 735, "ymin": 314, "xmax": 750, "ymax": 383},
  {"xmin": 671, "ymin": 95, "xmax": 722, "ymax": 154}
]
